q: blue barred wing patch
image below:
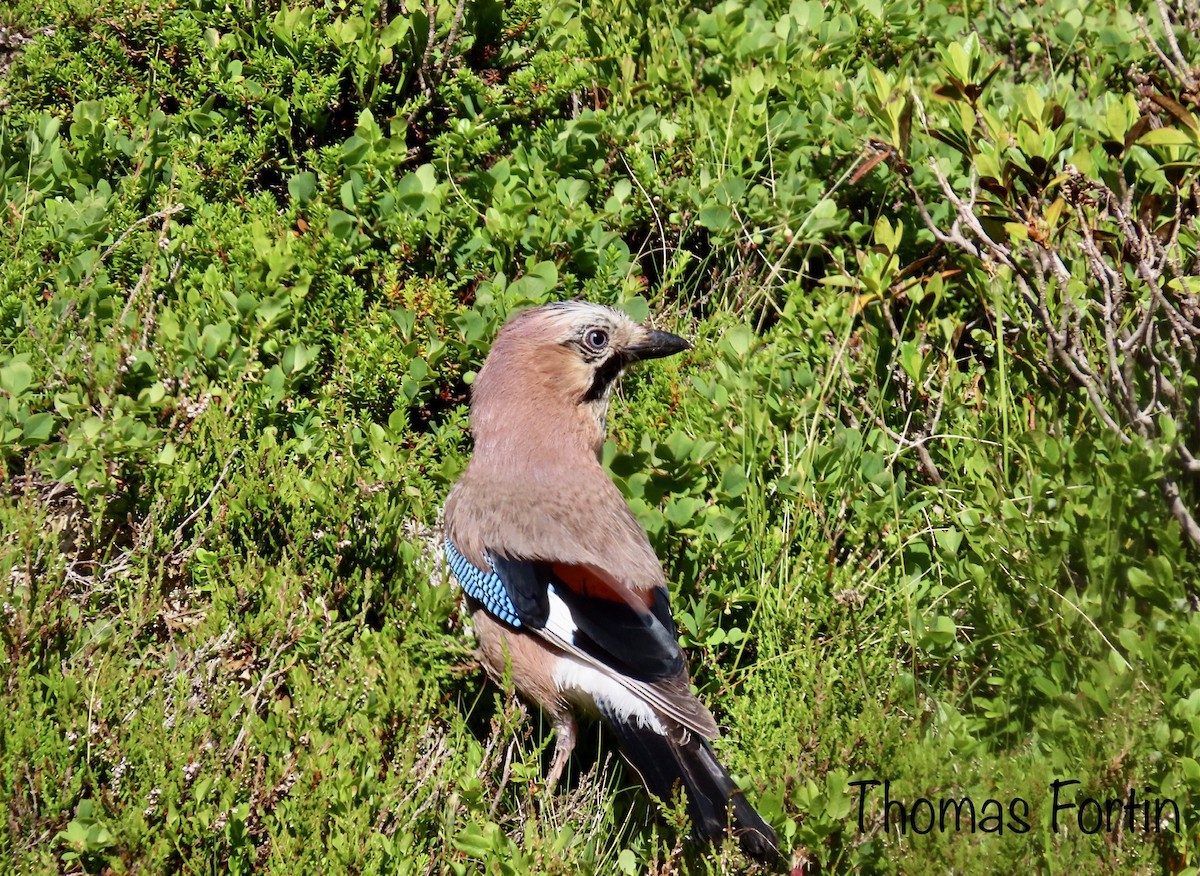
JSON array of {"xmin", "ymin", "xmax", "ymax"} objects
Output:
[{"xmin": 444, "ymin": 538, "xmax": 522, "ymax": 627}]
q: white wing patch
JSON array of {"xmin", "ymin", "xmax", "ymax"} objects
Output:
[
  {"xmin": 553, "ymin": 657, "xmax": 666, "ymax": 733},
  {"xmin": 543, "ymin": 584, "xmax": 578, "ymax": 642},
  {"xmin": 545, "ymin": 585, "xmax": 666, "ymax": 734}
]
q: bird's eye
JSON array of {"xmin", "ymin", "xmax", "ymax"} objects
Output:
[{"xmin": 583, "ymin": 328, "xmax": 609, "ymax": 351}]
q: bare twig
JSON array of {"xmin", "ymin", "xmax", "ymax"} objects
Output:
[
  {"xmin": 80, "ymin": 204, "xmax": 184, "ymax": 291},
  {"xmin": 903, "ymin": 124, "xmax": 1200, "ymax": 551},
  {"xmin": 170, "ymin": 448, "xmax": 240, "ymax": 554}
]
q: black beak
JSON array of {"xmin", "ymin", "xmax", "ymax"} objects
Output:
[{"xmin": 627, "ymin": 329, "xmax": 692, "ymax": 362}]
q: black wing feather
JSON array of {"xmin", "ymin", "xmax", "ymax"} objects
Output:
[
  {"xmin": 488, "ymin": 554, "xmax": 552, "ymax": 627},
  {"xmin": 551, "ymin": 580, "xmax": 684, "ymax": 681},
  {"xmin": 488, "ymin": 556, "xmax": 683, "ymax": 682},
  {"xmin": 599, "ymin": 703, "xmax": 780, "ymax": 864}
]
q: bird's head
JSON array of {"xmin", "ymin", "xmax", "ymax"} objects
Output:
[{"xmin": 470, "ymin": 300, "xmax": 691, "ymax": 459}]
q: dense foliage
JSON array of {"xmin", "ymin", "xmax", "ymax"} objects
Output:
[{"xmin": 2, "ymin": 0, "xmax": 1198, "ymax": 872}]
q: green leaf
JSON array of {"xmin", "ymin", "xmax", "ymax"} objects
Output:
[
  {"xmin": 1126, "ymin": 567, "xmax": 1156, "ymax": 596},
  {"xmin": 1137, "ymin": 127, "xmax": 1199, "ymax": 148},
  {"xmin": 698, "ymin": 203, "xmax": 732, "ymax": 232},
  {"xmin": 722, "ymin": 324, "xmax": 753, "ymax": 359},
  {"xmin": 664, "ymin": 431, "xmax": 693, "ymax": 462},
  {"xmin": 935, "ymin": 528, "xmax": 962, "ymax": 557},
  {"xmin": 264, "ymin": 365, "xmax": 285, "ymax": 391},
  {"xmin": 898, "ymin": 340, "xmax": 923, "ymax": 381},
  {"xmin": 396, "ymin": 165, "xmax": 437, "ymax": 212},
  {"xmin": 617, "ymin": 849, "xmax": 639, "ymax": 876},
  {"xmin": 22, "ymin": 412, "xmax": 54, "ymax": 445},
  {"xmin": 1, "ymin": 361, "xmax": 33, "ymax": 397},
  {"xmin": 328, "ymin": 210, "xmax": 357, "ymax": 240},
  {"xmin": 200, "ymin": 322, "xmax": 232, "ymax": 359},
  {"xmin": 873, "ymin": 214, "xmax": 901, "ymax": 252},
  {"xmin": 282, "ymin": 343, "xmax": 316, "ymax": 376},
  {"xmin": 380, "ymin": 14, "xmax": 411, "ymax": 48},
  {"xmin": 622, "ymin": 295, "xmax": 649, "ymax": 323},
  {"xmin": 924, "ymin": 614, "xmax": 957, "ymax": 647},
  {"xmin": 508, "ymin": 260, "xmax": 558, "ymax": 300},
  {"xmin": 1181, "ymin": 756, "xmax": 1200, "ymax": 784},
  {"xmin": 720, "ymin": 465, "xmax": 750, "ymax": 498},
  {"xmin": 1158, "ymin": 414, "xmax": 1178, "ymax": 443},
  {"xmin": 453, "ymin": 824, "xmax": 496, "ymax": 858},
  {"xmin": 288, "ymin": 171, "xmax": 318, "ymax": 203}
]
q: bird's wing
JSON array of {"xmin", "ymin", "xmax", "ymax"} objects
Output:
[
  {"xmin": 445, "ymin": 538, "xmax": 718, "ymax": 739},
  {"xmin": 490, "ymin": 556, "xmax": 684, "ymax": 681},
  {"xmin": 536, "ymin": 623, "xmax": 720, "ymax": 741}
]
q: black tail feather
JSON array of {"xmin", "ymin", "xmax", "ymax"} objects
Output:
[{"xmin": 600, "ymin": 710, "xmax": 780, "ymax": 864}]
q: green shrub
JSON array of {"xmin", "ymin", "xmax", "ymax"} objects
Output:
[{"xmin": 2, "ymin": 0, "xmax": 1198, "ymax": 873}]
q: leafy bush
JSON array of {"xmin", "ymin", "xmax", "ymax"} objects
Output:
[{"xmin": 2, "ymin": 0, "xmax": 1198, "ymax": 873}]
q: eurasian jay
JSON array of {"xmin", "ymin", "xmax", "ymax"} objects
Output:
[{"xmin": 443, "ymin": 300, "xmax": 779, "ymax": 862}]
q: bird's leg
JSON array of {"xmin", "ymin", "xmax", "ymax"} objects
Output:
[{"xmin": 544, "ymin": 712, "xmax": 577, "ymax": 791}]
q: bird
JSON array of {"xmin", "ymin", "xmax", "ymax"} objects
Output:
[{"xmin": 443, "ymin": 300, "xmax": 779, "ymax": 863}]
